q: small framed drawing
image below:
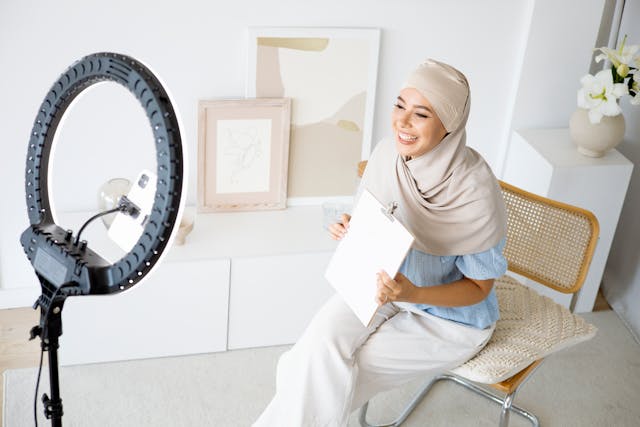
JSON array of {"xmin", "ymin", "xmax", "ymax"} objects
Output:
[{"xmin": 197, "ymin": 98, "xmax": 291, "ymax": 212}]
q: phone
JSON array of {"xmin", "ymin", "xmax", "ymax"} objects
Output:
[{"xmin": 108, "ymin": 169, "xmax": 157, "ymax": 252}]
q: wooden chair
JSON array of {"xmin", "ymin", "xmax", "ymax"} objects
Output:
[{"xmin": 356, "ymin": 161, "xmax": 600, "ymax": 427}]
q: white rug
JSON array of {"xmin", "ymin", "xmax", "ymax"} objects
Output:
[{"xmin": 4, "ymin": 311, "xmax": 640, "ymax": 426}]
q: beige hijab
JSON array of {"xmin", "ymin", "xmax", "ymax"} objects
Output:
[{"xmin": 359, "ymin": 59, "xmax": 507, "ymax": 256}]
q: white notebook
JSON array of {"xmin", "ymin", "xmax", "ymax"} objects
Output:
[{"xmin": 324, "ymin": 189, "xmax": 415, "ymax": 326}]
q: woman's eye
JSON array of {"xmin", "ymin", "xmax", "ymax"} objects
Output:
[
  {"xmin": 415, "ymin": 113, "xmax": 428, "ymax": 119},
  {"xmin": 393, "ymin": 103, "xmax": 405, "ymax": 110}
]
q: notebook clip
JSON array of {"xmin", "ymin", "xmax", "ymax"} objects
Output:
[{"xmin": 381, "ymin": 201, "xmax": 398, "ymax": 221}]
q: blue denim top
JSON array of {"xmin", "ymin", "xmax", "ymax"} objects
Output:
[{"xmin": 398, "ymin": 238, "xmax": 507, "ymax": 329}]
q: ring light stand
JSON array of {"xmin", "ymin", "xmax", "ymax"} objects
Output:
[{"xmin": 20, "ymin": 52, "xmax": 185, "ymax": 426}]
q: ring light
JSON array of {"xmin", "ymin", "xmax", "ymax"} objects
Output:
[
  {"xmin": 19, "ymin": 52, "xmax": 185, "ymax": 426},
  {"xmin": 22, "ymin": 52, "xmax": 184, "ymax": 295}
]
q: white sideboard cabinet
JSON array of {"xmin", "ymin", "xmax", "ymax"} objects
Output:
[
  {"xmin": 503, "ymin": 129, "xmax": 633, "ymax": 312},
  {"xmin": 56, "ymin": 206, "xmax": 338, "ymax": 365},
  {"xmin": 60, "ymin": 258, "xmax": 231, "ymax": 365}
]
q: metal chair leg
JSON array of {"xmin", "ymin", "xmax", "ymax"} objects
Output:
[
  {"xmin": 359, "ymin": 373, "xmax": 539, "ymax": 427},
  {"xmin": 445, "ymin": 374, "xmax": 539, "ymax": 427},
  {"xmin": 359, "ymin": 375, "xmax": 442, "ymax": 427},
  {"xmin": 499, "ymin": 391, "xmax": 514, "ymax": 427}
]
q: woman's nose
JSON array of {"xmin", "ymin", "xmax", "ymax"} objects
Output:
[{"xmin": 396, "ymin": 111, "xmax": 411, "ymax": 127}]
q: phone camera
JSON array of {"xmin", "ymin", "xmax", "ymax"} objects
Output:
[{"xmin": 138, "ymin": 174, "xmax": 149, "ymax": 188}]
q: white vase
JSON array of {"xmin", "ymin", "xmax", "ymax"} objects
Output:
[{"xmin": 569, "ymin": 108, "xmax": 625, "ymax": 158}]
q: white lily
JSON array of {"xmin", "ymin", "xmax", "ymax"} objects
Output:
[
  {"xmin": 617, "ymin": 63, "xmax": 630, "ymax": 78},
  {"xmin": 594, "ymin": 35, "xmax": 639, "ymax": 69},
  {"xmin": 577, "ymin": 69, "xmax": 628, "ymax": 123}
]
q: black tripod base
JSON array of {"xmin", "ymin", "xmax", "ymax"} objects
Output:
[{"xmin": 31, "ymin": 286, "xmax": 67, "ymax": 427}]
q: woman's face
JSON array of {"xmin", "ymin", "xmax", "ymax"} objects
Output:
[{"xmin": 391, "ymin": 87, "xmax": 448, "ymax": 159}]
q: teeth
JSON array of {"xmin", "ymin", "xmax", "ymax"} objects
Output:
[{"xmin": 399, "ymin": 132, "xmax": 417, "ymax": 142}]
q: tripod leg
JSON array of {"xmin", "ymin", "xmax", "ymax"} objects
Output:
[
  {"xmin": 40, "ymin": 300, "xmax": 65, "ymax": 426},
  {"xmin": 44, "ymin": 341, "xmax": 63, "ymax": 427}
]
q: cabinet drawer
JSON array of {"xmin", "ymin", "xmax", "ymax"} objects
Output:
[{"xmin": 228, "ymin": 252, "xmax": 334, "ymax": 349}]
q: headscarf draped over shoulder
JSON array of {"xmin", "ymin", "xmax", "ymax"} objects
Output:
[{"xmin": 359, "ymin": 59, "xmax": 507, "ymax": 256}]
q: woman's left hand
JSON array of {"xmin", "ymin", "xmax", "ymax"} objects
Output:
[{"xmin": 376, "ymin": 271, "xmax": 417, "ymax": 305}]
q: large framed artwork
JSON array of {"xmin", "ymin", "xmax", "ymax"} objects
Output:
[
  {"xmin": 197, "ymin": 98, "xmax": 291, "ymax": 212},
  {"xmin": 247, "ymin": 27, "xmax": 380, "ymax": 205}
]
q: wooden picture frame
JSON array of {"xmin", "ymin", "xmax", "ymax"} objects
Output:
[{"xmin": 198, "ymin": 98, "xmax": 291, "ymax": 212}]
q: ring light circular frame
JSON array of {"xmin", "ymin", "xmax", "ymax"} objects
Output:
[{"xmin": 24, "ymin": 52, "xmax": 185, "ymax": 294}]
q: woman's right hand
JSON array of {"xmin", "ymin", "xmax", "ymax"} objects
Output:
[{"xmin": 328, "ymin": 213, "xmax": 351, "ymax": 240}]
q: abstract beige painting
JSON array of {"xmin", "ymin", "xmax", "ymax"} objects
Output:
[{"xmin": 247, "ymin": 28, "xmax": 380, "ymax": 204}]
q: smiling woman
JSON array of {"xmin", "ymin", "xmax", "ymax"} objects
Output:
[
  {"xmin": 253, "ymin": 59, "xmax": 508, "ymax": 427},
  {"xmin": 392, "ymin": 88, "xmax": 448, "ymax": 159}
]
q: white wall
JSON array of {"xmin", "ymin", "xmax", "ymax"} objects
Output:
[
  {"xmin": 0, "ymin": 0, "xmax": 606, "ymax": 306},
  {"xmin": 496, "ymin": 0, "xmax": 607, "ymax": 175},
  {"xmin": 602, "ymin": 0, "xmax": 640, "ymax": 341}
]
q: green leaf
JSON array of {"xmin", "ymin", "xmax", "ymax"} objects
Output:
[{"xmin": 611, "ymin": 66, "xmax": 624, "ymax": 84}]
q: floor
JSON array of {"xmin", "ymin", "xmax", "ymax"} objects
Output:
[
  {"xmin": 0, "ymin": 291, "xmax": 613, "ymax": 425},
  {"xmin": 0, "ymin": 307, "xmax": 42, "ymax": 425}
]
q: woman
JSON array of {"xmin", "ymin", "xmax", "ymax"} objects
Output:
[{"xmin": 253, "ymin": 59, "xmax": 507, "ymax": 427}]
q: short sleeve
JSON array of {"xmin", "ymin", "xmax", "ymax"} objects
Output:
[{"xmin": 455, "ymin": 238, "xmax": 507, "ymax": 280}]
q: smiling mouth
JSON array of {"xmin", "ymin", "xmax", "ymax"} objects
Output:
[{"xmin": 398, "ymin": 132, "xmax": 417, "ymax": 143}]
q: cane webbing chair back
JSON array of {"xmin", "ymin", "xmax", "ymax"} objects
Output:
[{"xmin": 500, "ymin": 180, "xmax": 599, "ymax": 294}]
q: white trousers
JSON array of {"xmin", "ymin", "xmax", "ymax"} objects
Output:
[{"xmin": 253, "ymin": 294, "xmax": 494, "ymax": 427}]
